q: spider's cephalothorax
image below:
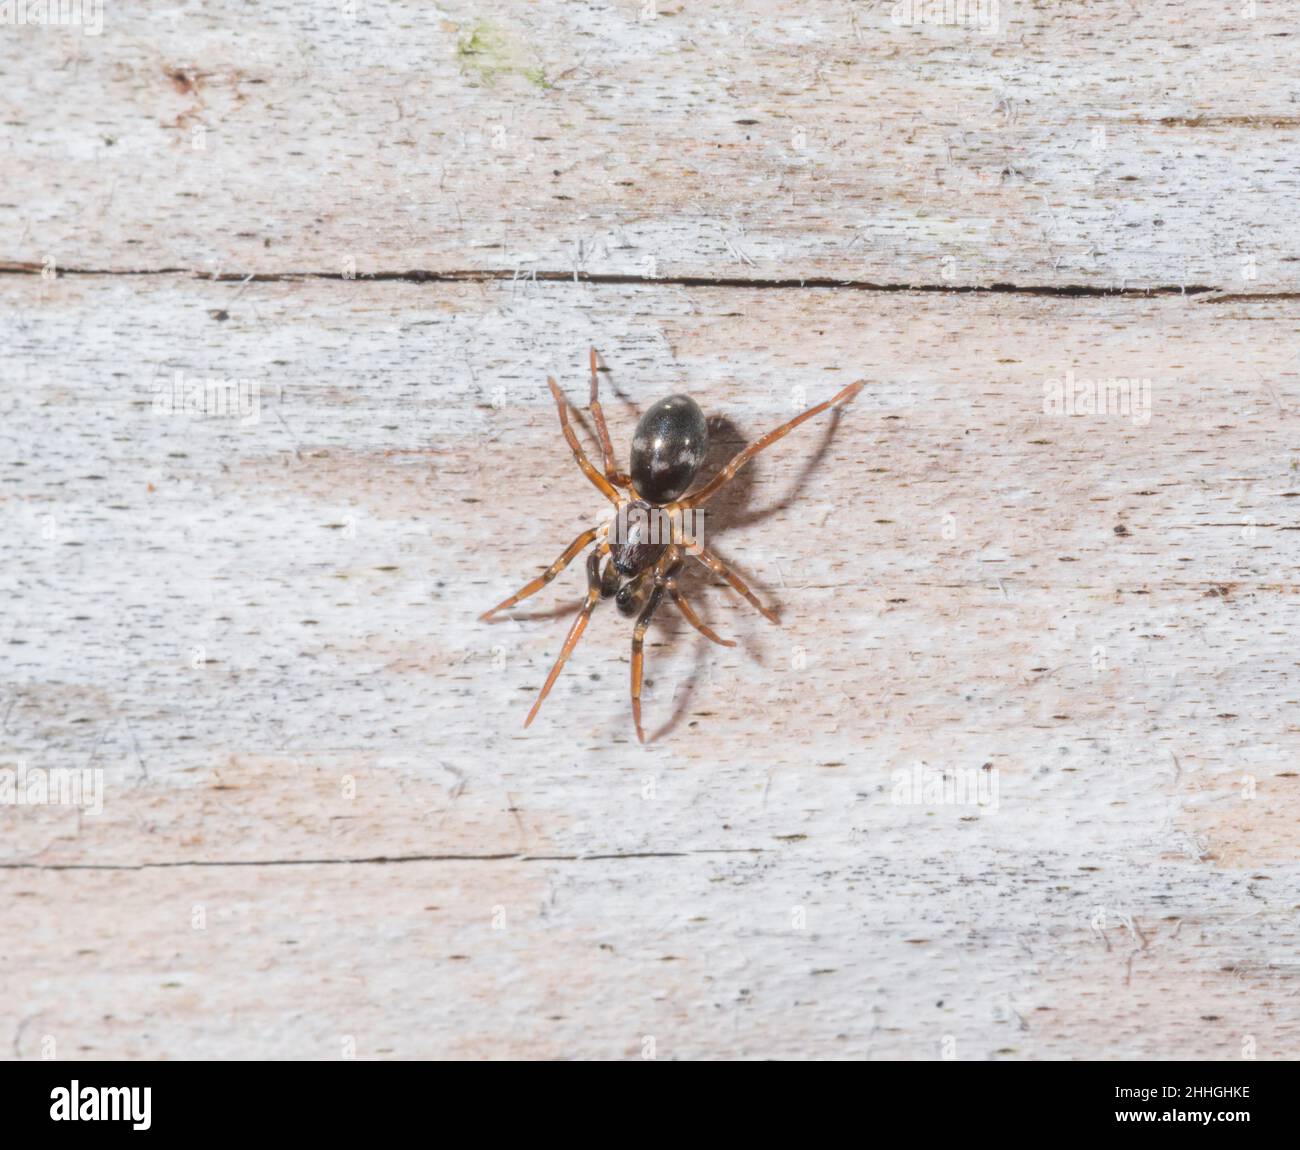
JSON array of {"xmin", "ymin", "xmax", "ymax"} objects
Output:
[
  {"xmin": 480, "ymin": 348, "xmax": 865, "ymax": 743},
  {"xmin": 608, "ymin": 500, "xmax": 668, "ymax": 578}
]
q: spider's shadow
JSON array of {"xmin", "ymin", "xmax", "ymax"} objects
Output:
[
  {"xmin": 505, "ymin": 601, "xmax": 582, "ymax": 623},
  {"xmin": 639, "ymin": 408, "xmax": 845, "ymax": 743},
  {"xmin": 701, "ymin": 407, "xmax": 845, "ymax": 530},
  {"xmin": 643, "ymin": 624, "xmax": 709, "ymax": 744}
]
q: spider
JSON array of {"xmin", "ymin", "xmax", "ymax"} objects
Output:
[{"xmin": 481, "ymin": 348, "xmax": 864, "ymax": 742}]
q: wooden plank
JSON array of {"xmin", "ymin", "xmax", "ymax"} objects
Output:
[
  {"xmin": 3, "ymin": 274, "xmax": 1297, "ymax": 1057},
  {"xmin": 2, "ymin": 861, "xmax": 1291, "ymax": 1060},
  {"xmin": 3, "ymin": 1, "xmax": 1300, "ymax": 288}
]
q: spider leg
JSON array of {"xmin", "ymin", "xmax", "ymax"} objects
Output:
[
  {"xmin": 677, "ymin": 379, "xmax": 865, "ymax": 510},
  {"xmin": 588, "ymin": 347, "xmax": 632, "ymax": 488},
  {"xmin": 479, "ymin": 526, "xmax": 602, "ymax": 622},
  {"xmin": 524, "ymin": 546, "xmax": 607, "ymax": 728},
  {"xmin": 630, "ymin": 575, "xmax": 668, "ymax": 744},
  {"xmin": 693, "ymin": 546, "xmax": 779, "ymax": 624},
  {"xmin": 668, "ymin": 579, "xmax": 735, "ymax": 647},
  {"xmin": 548, "ymin": 376, "xmax": 621, "ymax": 505}
]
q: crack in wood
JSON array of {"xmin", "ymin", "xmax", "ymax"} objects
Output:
[
  {"xmin": 0, "ymin": 848, "xmax": 764, "ymax": 871},
  {"xmin": 0, "ymin": 261, "xmax": 1250, "ymax": 297}
]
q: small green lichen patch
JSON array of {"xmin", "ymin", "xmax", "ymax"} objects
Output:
[{"xmin": 456, "ymin": 20, "xmax": 550, "ymax": 88}]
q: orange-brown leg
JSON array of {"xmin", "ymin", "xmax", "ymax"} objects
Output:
[
  {"xmin": 693, "ymin": 547, "xmax": 778, "ymax": 623},
  {"xmin": 480, "ymin": 526, "xmax": 601, "ymax": 621},
  {"xmin": 525, "ymin": 547, "xmax": 607, "ymax": 728},
  {"xmin": 630, "ymin": 579, "xmax": 668, "ymax": 743},
  {"xmin": 588, "ymin": 347, "xmax": 632, "ymax": 487},
  {"xmin": 668, "ymin": 580, "xmax": 735, "ymax": 647},
  {"xmin": 548, "ymin": 376, "xmax": 621, "ymax": 505},
  {"xmin": 679, "ymin": 379, "xmax": 865, "ymax": 509}
]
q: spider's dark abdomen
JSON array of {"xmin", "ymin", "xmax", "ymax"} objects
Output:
[{"xmin": 629, "ymin": 394, "xmax": 709, "ymax": 505}]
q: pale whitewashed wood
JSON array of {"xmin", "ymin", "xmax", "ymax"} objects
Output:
[
  {"xmin": 3, "ymin": 0, "xmax": 1298, "ymax": 1065},
  {"xmin": 2, "ymin": 275, "xmax": 1297, "ymax": 1059},
  {"xmin": 3, "ymin": 0, "xmax": 1300, "ymax": 289}
]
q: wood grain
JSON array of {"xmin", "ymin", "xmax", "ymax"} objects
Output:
[
  {"xmin": 2, "ymin": 272, "xmax": 1297, "ymax": 1058},
  {"xmin": 4, "ymin": 1, "xmax": 1300, "ymax": 289}
]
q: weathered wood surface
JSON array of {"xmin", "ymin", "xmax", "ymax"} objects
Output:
[
  {"xmin": 4, "ymin": 1, "xmax": 1300, "ymax": 289},
  {"xmin": 3, "ymin": 0, "xmax": 1299, "ymax": 1062},
  {"xmin": 3, "ymin": 271, "xmax": 1297, "ymax": 1059}
]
